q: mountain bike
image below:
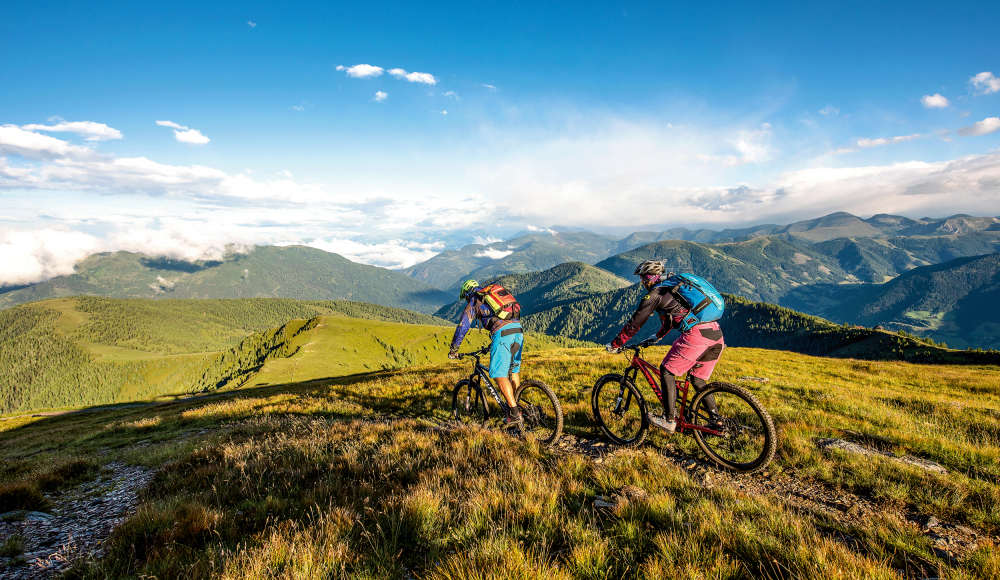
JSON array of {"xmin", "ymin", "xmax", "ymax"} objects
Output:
[
  {"xmin": 591, "ymin": 341, "xmax": 775, "ymax": 473},
  {"xmin": 452, "ymin": 345, "xmax": 563, "ymax": 445}
]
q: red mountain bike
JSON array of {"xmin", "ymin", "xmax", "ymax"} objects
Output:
[{"xmin": 591, "ymin": 342, "xmax": 775, "ymax": 473}]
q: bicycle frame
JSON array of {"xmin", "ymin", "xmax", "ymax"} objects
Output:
[
  {"xmin": 463, "ymin": 350, "xmax": 512, "ymax": 417},
  {"xmin": 621, "ymin": 347, "xmax": 720, "ymax": 435}
]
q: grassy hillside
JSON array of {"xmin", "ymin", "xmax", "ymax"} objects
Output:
[
  {"xmin": 435, "ymin": 262, "xmax": 630, "ymax": 320},
  {"xmin": 0, "ymin": 245, "xmax": 452, "ymax": 314},
  {"xmin": 0, "ymin": 297, "xmax": 583, "ymax": 416},
  {"xmin": 822, "ymin": 253, "xmax": 1000, "ymax": 350},
  {"xmin": 595, "ymin": 236, "xmax": 852, "ymax": 306},
  {"xmin": 1, "ymin": 347, "xmax": 997, "ymax": 578}
]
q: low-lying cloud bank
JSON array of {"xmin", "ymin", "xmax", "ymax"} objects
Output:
[{"xmin": 3, "ymin": 117, "xmax": 1000, "ymax": 288}]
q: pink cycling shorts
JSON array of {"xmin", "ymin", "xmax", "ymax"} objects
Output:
[{"xmin": 661, "ymin": 321, "xmax": 725, "ymax": 380}]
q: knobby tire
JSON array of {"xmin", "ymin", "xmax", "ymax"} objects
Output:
[
  {"xmin": 690, "ymin": 382, "xmax": 776, "ymax": 473},
  {"xmin": 452, "ymin": 379, "xmax": 486, "ymax": 425},
  {"xmin": 515, "ymin": 379, "xmax": 564, "ymax": 446},
  {"xmin": 591, "ymin": 373, "xmax": 648, "ymax": 447}
]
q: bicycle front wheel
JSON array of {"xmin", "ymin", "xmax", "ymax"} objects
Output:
[
  {"xmin": 591, "ymin": 373, "xmax": 648, "ymax": 447},
  {"xmin": 690, "ymin": 382, "xmax": 776, "ymax": 473},
  {"xmin": 515, "ymin": 379, "xmax": 564, "ymax": 445},
  {"xmin": 452, "ymin": 379, "xmax": 486, "ymax": 426}
]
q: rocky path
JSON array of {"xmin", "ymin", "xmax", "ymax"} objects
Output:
[{"xmin": 0, "ymin": 462, "xmax": 154, "ymax": 579}]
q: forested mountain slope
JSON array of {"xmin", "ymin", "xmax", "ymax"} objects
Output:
[
  {"xmin": 434, "ymin": 262, "xmax": 629, "ymax": 320},
  {"xmin": 595, "ymin": 236, "xmax": 851, "ymax": 306},
  {"xmin": 811, "ymin": 232, "xmax": 1000, "ymax": 283},
  {"xmin": 0, "ymin": 297, "xmax": 580, "ymax": 415},
  {"xmin": 0, "ymin": 245, "xmax": 452, "ymax": 314},
  {"xmin": 520, "ymin": 284, "xmax": 995, "ymax": 364},
  {"xmin": 822, "ymin": 253, "xmax": 1000, "ymax": 350},
  {"xmin": 434, "ymin": 263, "xmax": 997, "ymax": 364}
]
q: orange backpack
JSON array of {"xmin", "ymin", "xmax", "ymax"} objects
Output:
[{"xmin": 476, "ymin": 284, "xmax": 521, "ymax": 320}]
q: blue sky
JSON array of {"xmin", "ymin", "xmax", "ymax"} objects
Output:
[{"xmin": 2, "ymin": 0, "xmax": 999, "ymax": 282}]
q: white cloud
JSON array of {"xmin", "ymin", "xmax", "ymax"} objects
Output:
[
  {"xmin": 291, "ymin": 105, "xmax": 305, "ymax": 111},
  {"xmin": 280, "ymin": 169, "xmax": 293, "ymax": 178},
  {"xmin": 970, "ymin": 72, "xmax": 1000, "ymax": 95},
  {"xmin": 443, "ymin": 91, "xmax": 460, "ymax": 101},
  {"xmin": 0, "ymin": 125, "xmax": 332, "ymax": 202},
  {"xmin": 818, "ymin": 105, "xmax": 840, "ymax": 116},
  {"xmin": 478, "ymin": 84, "xmax": 498, "ymax": 92},
  {"xmin": 20, "ymin": 121, "xmax": 123, "ymax": 141},
  {"xmin": 921, "ymin": 94, "xmax": 950, "ymax": 109},
  {"xmin": 696, "ymin": 123, "xmax": 777, "ymax": 166},
  {"xmin": 156, "ymin": 120, "xmax": 210, "ymax": 145},
  {"xmin": 524, "ymin": 225, "xmax": 556, "ymax": 234},
  {"xmin": 107, "ymin": 225, "xmax": 250, "ymax": 263},
  {"xmin": 374, "ymin": 91, "xmax": 388, "ymax": 102},
  {"xmin": 957, "ymin": 117, "xmax": 1000, "ymax": 137},
  {"xmin": 0, "ymin": 227, "xmax": 104, "ymax": 286},
  {"xmin": 856, "ymin": 133, "xmax": 923, "ymax": 148},
  {"xmin": 303, "ymin": 238, "xmax": 444, "ymax": 269},
  {"xmin": 339, "ymin": 64, "xmax": 384, "ymax": 78},
  {"xmin": 0, "ymin": 124, "xmax": 101, "ymax": 160},
  {"xmin": 174, "ymin": 129, "xmax": 210, "ymax": 144},
  {"xmin": 472, "ymin": 235, "xmax": 503, "ymax": 245},
  {"xmin": 248, "ymin": 21, "xmax": 257, "ymax": 28},
  {"xmin": 388, "ymin": 68, "xmax": 437, "ymax": 85},
  {"xmin": 474, "ymin": 248, "xmax": 513, "ymax": 259}
]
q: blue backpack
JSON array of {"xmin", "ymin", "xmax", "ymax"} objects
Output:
[{"xmin": 662, "ymin": 273, "xmax": 725, "ymax": 332}]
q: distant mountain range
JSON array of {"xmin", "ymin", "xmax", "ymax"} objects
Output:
[
  {"xmin": 821, "ymin": 253, "xmax": 1000, "ymax": 350},
  {"xmin": 435, "ymin": 262, "xmax": 998, "ymax": 363},
  {"xmin": 403, "ymin": 212, "xmax": 1000, "ymax": 293},
  {"xmin": 0, "ymin": 245, "xmax": 452, "ymax": 314},
  {"xmin": 5, "ymin": 211, "xmax": 1000, "ymax": 349},
  {"xmin": 402, "ymin": 231, "xmax": 620, "ymax": 291}
]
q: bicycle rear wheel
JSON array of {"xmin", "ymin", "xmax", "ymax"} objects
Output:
[
  {"xmin": 591, "ymin": 373, "xmax": 648, "ymax": 447},
  {"xmin": 690, "ymin": 382, "xmax": 775, "ymax": 473},
  {"xmin": 515, "ymin": 379, "xmax": 563, "ymax": 445},
  {"xmin": 452, "ymin": 379, "xmax": 486, "ymax": 426}
]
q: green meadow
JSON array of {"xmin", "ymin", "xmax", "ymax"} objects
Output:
[{"xmin": 1, "ymin": 339, "xmax": 997, "ymax": 579}]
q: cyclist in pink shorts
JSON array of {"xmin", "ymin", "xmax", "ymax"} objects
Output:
[{"xmin": 606, "ymin": 260, "xmax": 723, "ymax": 433}]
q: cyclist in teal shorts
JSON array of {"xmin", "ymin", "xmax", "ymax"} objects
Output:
[{"xmin": 448, "ymin": 279, "xmax": 524, "ymax": 425}]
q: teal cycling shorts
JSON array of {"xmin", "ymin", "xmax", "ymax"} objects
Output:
[{"xmin": 489, "ymin": 323, "xmax": 523, "ymax": 378}]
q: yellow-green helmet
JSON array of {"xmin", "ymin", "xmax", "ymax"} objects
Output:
[{"xmin": 460, "ymin": 279, "xmax": 479, "ymax": 300}]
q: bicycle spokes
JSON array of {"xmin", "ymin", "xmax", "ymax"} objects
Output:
[{"xmin": 693, "ymin": 388, "xmax": 771, "ymax": 468}]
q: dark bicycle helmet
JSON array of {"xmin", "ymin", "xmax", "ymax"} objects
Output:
[{"xmin": 633, "ymin": 260, "xmax": 665, "ymax": 277}]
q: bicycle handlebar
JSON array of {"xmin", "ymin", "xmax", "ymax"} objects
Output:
[{"xmin": 457, "ymin": 345, "xmax": 490, "ymax": 358}]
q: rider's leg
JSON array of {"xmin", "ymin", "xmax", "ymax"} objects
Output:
[
  {"xmin": 690, "ymin": 375, "xmax": 719, "ymax": 415},
  {"xmin": 690, "ymin": 339, "xmax": 725, "ymax": 416},
  {"xmin": 489, "ymin": 329, "xmax": 523, "ymax": 416},
  {"xmin": 495, "ymin": 376, "xmax": 518, "ymax": 408},
  {"xmin": 659, "ymin": 365, "xmax": 678, "ymax": 420}
]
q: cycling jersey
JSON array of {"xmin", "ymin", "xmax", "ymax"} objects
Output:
[
  {"xmin": 610, "ymin": 285, "xmax": 689, "ymax": 349},
  {"xmin": 450, "ymin": 292, "xmax": 517, "ymax": 351}
]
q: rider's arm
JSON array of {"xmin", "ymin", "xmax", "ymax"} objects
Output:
[
  {"xmin": 655, "ymin": 312, "xmax": 671, "ymax": 339},
  {"xmin": 450, "ymin": 300, "xmax": 477, "ymax": 351},
  {"xmin": 610, "ymin": 291, "xmax": 659, "ymax": 348}
]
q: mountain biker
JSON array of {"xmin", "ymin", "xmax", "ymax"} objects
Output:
[
  {"xmin": 606, "ymin": 260, "xmax": 723, "ymax": 433},
  {"xmin": 448, "ymin": 279, "xmax": 524, "ymax": 425}
]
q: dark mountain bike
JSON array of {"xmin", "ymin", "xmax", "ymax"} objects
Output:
[
  {"xmin": 591, "ymin": 341, "xmax": 775, "ymax": 473},
  {"xmin": 452, "ymin": 345, "xmax": 563, "ymax": 445}
]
